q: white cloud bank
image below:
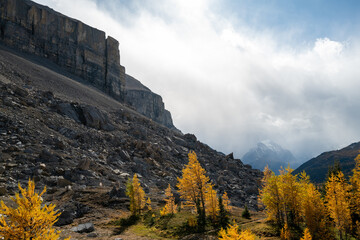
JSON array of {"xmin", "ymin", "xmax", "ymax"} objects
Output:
[{"xmin": 36, "ymin": 0, "xmax": 360, "ymax": 162}]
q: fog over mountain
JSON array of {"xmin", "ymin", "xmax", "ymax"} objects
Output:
[
  {"xmin": 34, "ymin": 0, "xmax": 360, "ymax": 163},
  {"xmin": 242, "ymin": 140, "xmax": 298, "ymax": 172}
]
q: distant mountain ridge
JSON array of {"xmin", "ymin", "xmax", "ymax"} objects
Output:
[
  {"xmin": 242, "ymin": 140, "xmax": 298, "ymax": 172},
  {"xmin": 294, "ymin": 142, "xmax": 360, "ymax": 183}
]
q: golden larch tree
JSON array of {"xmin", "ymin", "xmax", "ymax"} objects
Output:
[
  {"xmin": 146, "ymin": 197, "xmax": 152, "ymax": 211},
  {"xmin": 325, "ymin": 171, "xmax": 351, "ymax": 240},
  {"xmin": 160, "ymin": 184, "xmax": 177, "ymax": 216},
  {"xmin": 350, "ymin": 154, "xmax": 360, "ymax": 234},
  {"xmin": 126, "ymin": 174, "xmax": 146, "ymax": 215},
  {"xmin": 0, "ymin": 179, "xmax": 70, "ymax": 240},
  {"xmin": 259, "ymin": 167, "xmax": 283, "ymax": 226},
  {"xmin": 218, "ymin": 220, "xmax": 256, "ymax": 240},
  {"xmin": 278, "ymin": 166, "xmax": 303, "ymax": 226},
  {"xmin": 205, "ymin": 184, "xmax": 219, "ymax": 221},
  {"xmin": 300, "ymin": 172, "xmax": 331, "ymax": 239},
  {"xmin": 177, "ymin": 151, "xmax": 210, "ymax": 215},
  {"xmin": 280, "ymin": 222, "xmax": 291, "ymax": 240},
  {"xmin": 300, "ymin": 228, "xmax": 312, "ymax": 240},
  {"xmin": 222, "ymin": 191, "xmax": 231, "ymax": 212}
]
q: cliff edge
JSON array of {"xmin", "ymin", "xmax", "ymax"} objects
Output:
[{"xmin": 125, "ymin": 74, "xmax": 176, "ymax": 130}]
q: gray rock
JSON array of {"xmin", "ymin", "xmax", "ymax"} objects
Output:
[
  {"xmin": 55, "ymin": 202, "xmax": 91, "ymax": 226},
  {"xmin": 0, "ymin": 0, "xmax": 125, "ymax": 101},
  {"xmin": 71, "ymin": 222, "xmax": 94, "ymax": 233},
  {"xmin": 57, "ymin": 178, "xmax": 72, "ymax": 187},
  {"xmin": 87, "ymin": 232, "xmax": 98, "ymax": 238},
  {"xmin": 0, "ymin": 186, "xmax": 7, "ymax": 196},
  {"xmin": 81, "ymin": 105, "xmax": 114, "ymax": 131},
  {"xmin": 14, "ymin": 87, "xmax": 29, "ymax": 97},
  {"xmin": 56, "ymin": 103, "xmax": 81, "ymax": 123}
]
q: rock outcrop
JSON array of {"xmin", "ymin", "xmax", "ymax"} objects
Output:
[
  {"xmin": 0, "ymin": 0, "xmax": 177, "ymax": 130},
  {"xmin": 0, "ymin": 0, "xmax": 125, "ymax": 101},
  {"xmin": 125, "ymin": 74, "xmax": 176, "ymax": 130}
]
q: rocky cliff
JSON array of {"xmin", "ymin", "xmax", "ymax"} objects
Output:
[
  {"xmin": 0, "ymin": 0, "xmax": 177, "ymax": 129},
  {"xmin": 0, "ymin": 0, "xmax": 125, "ymax": 101},
  {"xmin": 125, "ymin": 74, "xmax": 176, "ymax": 130}
]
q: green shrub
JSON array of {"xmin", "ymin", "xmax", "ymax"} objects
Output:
[{"xmin": 242, "ymin": 205, "xmax": 251, "ymax": 219}]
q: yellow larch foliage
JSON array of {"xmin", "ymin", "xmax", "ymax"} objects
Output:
[
  {"xmin": 218, "ymin": 220, "xmax": 256, "ymax": 240},
  {"xmin": 350, "ymin": 154, "xmax": 360, "ymax": 218},
  {"xmin": 260, "ymin": 165, "xmax": 303, "ymax": 228},
  {"xmin": 126, "ymin": 174, "xmax": 146, "ymax": 215},
  {"xmin": 278, "ymin": 166, "xmax": 303, "ymax": 225},
  {"xmin": 222, "ymin": 191, "xmax": 231, "ymax": 212},
  {"xmin": 280, "ymin": 222, "xmax": 291, "ymax": 240},
  {"xmin": 177, "ymin": 151, "xmax": 210, "ymax": 213},
  {"xmin": 301, "ymin": 179, "xmax": 329, "ymax": 239},
  {"xmin": 205, "ymin": 184, "xmax": 219, "ymax": 220},
  {"xmin": 146, "ymin": 197, "xmax": 152, "ymax": 211},
  {"xmin": 300, "ymin": 228, "xmax": 312, "ymax": 240},
  {"xmin": 325, "ymin": 171, "xmax": 351, "ymax": 239},
  {"xmin": 0, "ymin": 179, "xmax": 70, "ymax": 240},
  {"xmin": 160, "ymin": 184, "xmax": 177, "ymax": 216},
  {"xmin": 259, "ymin": 167, "xmax": 282, "ymax": 224}
]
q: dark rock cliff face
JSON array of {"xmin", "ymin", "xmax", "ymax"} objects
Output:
[
  {"xmin": 0, "ymin": 0, "xmax": 176, "ymax": 129},
  {"xmin": 125, "ymin": 74, "xmax": 176, "ymax": 130},
  {"xmin": 0, "ymin": 0, "xmax": 125, "ymax": 101}
]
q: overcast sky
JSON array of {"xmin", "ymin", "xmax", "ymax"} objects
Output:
[{"xmin": 35, "ymin": 0, "xmax": 360, "ymax": 163}]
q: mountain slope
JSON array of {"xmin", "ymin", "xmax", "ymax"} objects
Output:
[
  {"xmin": 242, "ymin": 140, "xmax": 298, "ymax": 172},
  {"xmin": 293, "ymin": 142, "xmax": 360, "ymax": 183},
  {"xmin": 0, "ymin": 44, "xmax": 262, "ymax": 212}
]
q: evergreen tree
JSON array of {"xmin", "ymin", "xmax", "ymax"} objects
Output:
[
  {"xmin": 218, "ymin": 195, "xmax": 229, "ymax": 229},
  {"xmin": 242, "ymin": 205, "xmax": 251, "ymax": 219}
]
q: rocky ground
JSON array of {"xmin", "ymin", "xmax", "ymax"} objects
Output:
[{"xmin": 0, "ymin": 45, "xmax": 262, "ymax": 238}]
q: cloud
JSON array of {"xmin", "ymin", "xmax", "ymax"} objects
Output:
[{"xmin": 35, "ymin": 0, "xmax": 360, "ymax": 163}]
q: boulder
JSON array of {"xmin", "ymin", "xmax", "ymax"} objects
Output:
[
  {"xmin": 55, "ymin": 202, "xmax": 90, "ymax": 226},
  {"xmin": 81, "ymin": 105, "xmax": 114, "ymax": 131},
  {"xmin": 71, "ymin": 222, "xmax": 94, "ymax": 233}
]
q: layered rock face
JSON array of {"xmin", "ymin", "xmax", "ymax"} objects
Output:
[
  {"xmin": 0, "ymin": 0, "xmax": 125, "ymax": 101},
  {"xmin": 125, "ymin": 74, "xmax": 176, "ymax": 130},
  {"xmin": 0, "ymin": 0, "xmax": 177, "ymax": 129}
]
